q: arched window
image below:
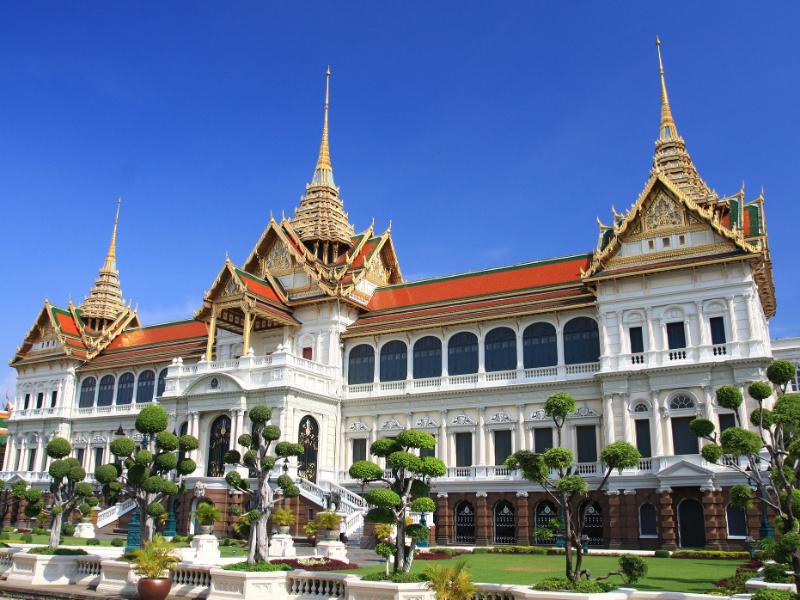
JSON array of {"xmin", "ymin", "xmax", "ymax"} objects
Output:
[
  {"xmin": 578, "ymin": 501, "xmax": 604, "ymax": 546},
  {"xmin": 563, "ymin": 317, "xmax": 600, "ymax": 365},
  {"xmin": 726, "ymin": 504, "xmax": 748, "ymax": 538},
  {"xmin": 534, "ymin": 501, "xmax": 558, "ymax": 545},
  {"xmin": 413, "ymin": 336, "xmax": 442, "ymax": 379},
  {"xmin": 633, "ymin": 403, "xmax": 649, "ymax": 413},
  {"xmin": 116, "ymin": 373, "xmax": 135, "ymax": 405},
  {"xmin": 523, "ymin": 322, "xmax": 557, "ymax": 368},
  {"xmin": 79, "ymin": 378, "xmax": 96, "ymax": 408},
  {"xmin": 494, "ymin": 500, "xmax": 516, "ymax": 544},
  {"xmin": 639, "ymin": 503, "xmax": 658, "ymax": 537},
  {"xmin": 670, "ymin": 395, "xmax": 695, "ymax": 410},
  {"xmin": 206, "ymin": 415, "xmax": 231, "ymax": 477},
  {"xmin": 156, "ymin": 369, "xmax": 168, "ymax": 397},
  {"xmin": 485, "ymin": 327, "xmax": 516, "ymax": 372},
  {"xmin": 298, "ymin": 416, "xmax": 320, "ymax": 482},
  {"xmin": 97, "ymin": 375, "xmax": 116, "ymax": 407},
  {"xmin": 380, "ymin": 341, "xmax": 407, "ymax": 382},
  {"xmin": 136, "ymin": 370, "xmax": 155, "ymax": 403},
  {"xmin": 454, "ymin": 501, "xmax": 476, "ymax": 544},
  {"xmin": 348, "ymin": 345, "xmax": 375, "ymax": 385},
  {"xmin": 448, "ymin": 332, "xmax": 478, "ymax": 376}
]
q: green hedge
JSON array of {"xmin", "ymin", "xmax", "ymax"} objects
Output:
[
  {"xmin": 672, "ymin": 550, "xmax": 750, "ymax": 559},
  {"xmin": 28, "ymin": 547, "xmax": 89, "ymax": 555},
  {"xmin": 222, "ymin": 561, "xmax": 292, "ymax": 572}
]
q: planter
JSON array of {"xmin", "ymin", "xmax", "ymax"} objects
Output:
[
  {"xmin": 746, "ymin": 577, "xmax": 798, "ymax": 594},
  {"xmin": 138, "ymin": 577, "xmax": 173, "ymax": 600},
  {"xmin": 7, "ymin": 553, "xmax": 82, "ymax": 586},
  {"xmin": 306, "ymin": 535, "xmax": 316, "ymax": 546},
  {"xmin": 190, "ymin": 534, "xmax": 221, "ymax": 564},
  {"xmin": 269, "ymin": 534, "xmax": 296, "ymax": 558},
  {"xmin": 347, "ymin": 577, "xmax": 435, "ymax": 600},
  {"xmin": 207, "ymin": 567, "xmax": 293, "ymax": 600},
  {"xmin": 322, "ymin": 529, "xmax": 339, "ymax": 542},
  {"xmin": 97, "ymin": 559, "xmax": 142, "ymax": 597},
  {"xmin": 199, "ymin": 524, "xmax": 214, "ymax": 535},
  {"xmin": 277, "ymin": 525, "xmax": 291, "ymax": 535}
]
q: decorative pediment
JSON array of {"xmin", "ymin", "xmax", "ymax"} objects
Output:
[
  {"xmin": 570, "ymin": 406, "xmax": 598, "ymax": 419},
  {"xmin": 415, "ymin": 415, "xmax": 439, "ymax": 428},
  {"xmin": 529, "ymin": 408, "xmax": 548, "ymax": 421},
  {"xmin": 182, "ymin": 373, "xmax": 245, "ymax": 396},
  {"xmin": 92, "ymin": 434, "xmax": 107, "ymax": 445},
  {"xmin": 379, "ymin": 417, "xmax": 403, "ymax": 431},
  {"xmin": 657, "ymin": 459, "xmax": 714, "ymax": 479},
  {"xmin": 73, "ymin": 435, "xmax": 88, "ymax": 446},
  {"xmin": 487, "ymin": 411, "xmax": 514, "ymax": 424},
  {"xmin": 263, "ymin": 239, "xmax": 293, "ymax": 273},
  {"xmin": 348, "ymin": 420, "xmax": 369, "ymax": 432},
  {"xmin": 644, "ymin": 193, "xmax": 684, "ymax": 231},
  {"xmin": 451, "ymin": 414, "xmax": 476, "ymax": 426}
]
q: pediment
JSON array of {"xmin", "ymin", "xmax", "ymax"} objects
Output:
[
  {"xmin": 182, "ymin": 372, "xmax": 245, "ymax": 396},
  {"xmin": 657, "ymin": 459, "xmax": 714, "ymax": 478}
]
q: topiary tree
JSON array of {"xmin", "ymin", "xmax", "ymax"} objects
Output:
[
  {"xmin": 94, "ymin": 405, "xmax": 199, "ymax": 547},
  {"xmin": 689, "ymin": 360, "xmax": 800, "ymax": 588},
  {"xmin": 348, "ymin": 429, "xmax": 445, "ymax": 573},
  {"xmin": 504, "ymin": 392, "xmax": 640, "ymax": 584},
  {"xmin": 9, "ymin": 480, "xmax": 28, "ymax": 526},
  {"xmin": 222, "ymin": 404, "xmax": 302, "ymax": 565},
  {"xmin": 24, "ymin": 437, "xmax": 98, "ymax": 548}
]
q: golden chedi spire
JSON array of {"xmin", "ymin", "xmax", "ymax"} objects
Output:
[
  {"xmin": 652, "ymin": 37, "xmax": 715, "ymax": 205},
  {"xmin": 81, "ymin": 198, "xmax": 126, "ymax": 328},
  {"xmin": 292, "ymin": 67, "xmax": 356, "ymax": 260}
]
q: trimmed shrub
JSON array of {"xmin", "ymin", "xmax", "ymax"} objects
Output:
[
  {"xmin": 28, "ymin": 547, "xmax": 88, "ymax": 555},
  {"xmin": 111, "ymin": 538, "xmax": 125, "ymax": 547},
  {"xmin": 752, "ymin": 590, "xmax": 796, "ymax": 600},
  {"xmin": 86, "ymin": 538, "xmax": 101, "ymax": 546},
  {"xmin": 415, "ymin": 552, "xmax": 456, "ymax": 560},
  {"xmin": 362, "ymin": 572, "xmax": 428, "ymax": 582},
  {"xmin": 61, "ymin": 524, "xmax": 76, "ymax": 536},
  {"xmin": 763, "ymin": 564, "xmax": 793, "ymax": 584},
  {"xmin": 488, "ymin": 545, "xmax": 547, "ymax": 555},
  {"xmin": 270, "ymin": 557, "xmax": 357, "ymax": 571},
  {"xmin": 654, "ymin": 549, "xmax": 671, "ymax": 558},
  {"xmin": 20, "ymin": 534, "xmax": 33, "ymax": 543},
  {"xmin": 0, "ymin": 533, "xmax": 9, "ymax": 540},
  {"xmin": 672, "ymin": 550, "xmax": 750, "ymax": 559},
  {"xmin": 222, "ymin": 561, "xmax": 292, "ymax": 572}
]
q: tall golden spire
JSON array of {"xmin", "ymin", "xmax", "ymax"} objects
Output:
[
  {"xmin": 651, "ymin": 38, "xmax": 715, "ymax": 204},
  {"xmin": 311, "ymin": 67, "xmax": 335, "ymax": 188},
  {"xmin": 81, "ymin": 198, "xmax": 126, "ymax": 327},
  {"xmin": 656, "ymin": 37, "xmax": 677, "ymax": 140}
]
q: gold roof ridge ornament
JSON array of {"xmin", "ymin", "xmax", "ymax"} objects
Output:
[
  {"xmin": 656, "ymin": 36, "xmax": 677, "ymax": 141},
  {"xmin": 81, "ymin": 197, "xmax": 128, "ymax": 325}
]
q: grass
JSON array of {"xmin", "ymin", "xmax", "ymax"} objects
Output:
[{"xmin": 343, "ymin": 554, "xmax": 740, "ymax": 594}]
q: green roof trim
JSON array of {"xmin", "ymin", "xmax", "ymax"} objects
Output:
[
  {"xmin": 746, "ymin": 204, "xmax": 762, "ymax": 236},
  {"xmin": 118, "ymin": 318, "xmax": 199, "ymax": 333}
]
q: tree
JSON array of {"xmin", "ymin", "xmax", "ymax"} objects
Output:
[
  {"xmin": 222, "ymin": 404, "xmax": 302, "ymax": 565},
  {"xmin": 348, "ymin": 429, "xmax": 446, "ymax": 573},
  {"xmin": 94, "ymin": 405, "xmax": 199, "ymax": 547},
  {"xmin": 689, "ymin": 360, "xmax": 800, "ymax": 589},
  {"xmin": 23, "ymin": 437, "xmax": 98, "ymax": 548},
  {"xmin": 504, "ymin": 392, "xmax": 640, "ymax": 584}
]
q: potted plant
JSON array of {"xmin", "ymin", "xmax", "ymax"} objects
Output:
[
  {"xmin": 425, "ymin": 560, "xmax": 477, "ymax": 600},
  {"xmin": 131, "ymin": 534, "xmax": 181, "ymax": 600},
  {"xmin": 192, "ymin": 502, "xmax": 223, "ymax": 536},
  {"xmin": 373, "ymin": 523, "xmax": 394, "ymax": 544},
  {"xmin": 303, "ymin": 520, "xmax": 318, "ymax": 546},
  {"xmin": 316, "ymin": 510, "xmax": 342, "ymax": 541},
  {"xmin": 271, "ymin": 508, "xmax": 296, "ymax": 535},
  {"xmin": 78, "ymin": 502, "xmax": 94, "ymax": 522}
]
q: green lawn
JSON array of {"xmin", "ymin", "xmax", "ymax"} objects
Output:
[{"xmin": 344, "ymin": 554, "xmax": 739, "ymax": 594}]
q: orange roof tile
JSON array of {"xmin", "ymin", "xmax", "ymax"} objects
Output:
[{"xmin": 106, "ymin": 320, "xmax": 207, "ymax": 350}]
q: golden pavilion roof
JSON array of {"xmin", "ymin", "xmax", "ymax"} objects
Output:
[{"xmin": 80, "ymin": 199, "xmax": 127, "ymax": 324}]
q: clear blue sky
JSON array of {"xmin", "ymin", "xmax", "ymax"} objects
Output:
[{"xmin": 2, "ymin": 3, "xmax": 799, "ymax": 394}]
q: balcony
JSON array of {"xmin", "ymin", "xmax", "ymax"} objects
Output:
[
  {"xmin": 161, "ymin": 350, "xmax": 340, "ymax": 398},
  {"xmin": 11, "ymin": 403, "xmax": 145, "ymax": 421},
  {"xmin": 343, "ymin": 362, "xmax": 600, "ymax": 399},
  {"xmin": 609, "ymin": 342, "xmax": 755, "ymax": 373}
]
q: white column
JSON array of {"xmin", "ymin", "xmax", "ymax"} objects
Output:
[
  {"xmin": 599, "ymin": 314, "xmax": 610, "ymax": 356},
  {"xmin": 617, "ymin": 312, "xmax": 627, "ymax": 354},
  {"xmin": 556, "ymin": 320, "xmax": 565, "ymax": 366},
  {"xmin": 695, "ymin": 301, "xmax": 707, "ymax": 345},
  {"xmin": 685, "ymin": 317, "xmax": 693, "ymax": 348},
  {"xmin": 726, "ymin": 296, "xmax": 739, "ymax": 342},
  {"xmin": 621, "ymin": 394, "xmax": 632, "ymax": 444},
  {"xmin": 478, "ymin": 333, "xmax": 486, "ymax": 373},
  {"xmin": 236, "ymin": 408, "xmax": 245, "ymax": 452},
  {"xmin": 659, "ymin": 319, "xmax": 668, "ymax": 351},
  {"xmin": 228, "ymin": 409, "xmax": 239, "ymax": 452},
  {"xmin": 191, "ymin": 412, "xmax": 201, "ymax": 460},
  {"xmin": 645, "ymin": 308, "xmax": 655, "ymax": 351},
  {"xmin": 516, "ymin": 331, "xmax": 524, "ymax": 370},
  {"xmin": 404, "ymin": 412, "xmax": 412, "ymax": 430},
  {"xmin": 651, "ymin": 391, "xmax": 665, "ymax": 457},
  {"xmin": 477, "ymin": 408, "xmax": 486, "ymax": 466},
  {"xmin": 2, "ymin": 437, "xmax": 12, "ymax": 471},
  {"xmin": 320, "ymin": 414, "xmax": 329, "ymax": 470},
  {"xmin": 737, "ymin": 384, "xmax": 750, "ymax": 430},
  {"xmin": 438, "ymin": 410, "xmax": 448, "ymax": 466},
  {"xmin": 703, "ymin": 386, "xmax": 716, "ymax": 420},
  {"xmin": 602, "ymin": 395, "xmax": 615, "ymax": 445},
  {"xmin": 744, "ymin": 293, "xmax": 756, "ymax": 340},
  {"xmin": 516, "ymin": 404, "xmax": 526, "ymax": 451},
  {"xmin": 86, "ymin": 432, "xmax": 95, "ymax": 473},
  {"xmin": 373, "ymin": 346, "xmax": 381, "ymax": 384}
]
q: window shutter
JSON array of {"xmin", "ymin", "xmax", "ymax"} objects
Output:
[
  {"xmin": 635, "ymin": 419, "xmax": 652, "ymax": 458},
  {"xmin": 629, "ymin": 327, "xmax": 644, "ymax": 354},
  {"xmin": 718, "ymin": 413, "xmax": 736, "ymax": 432},
  {"xmin": 455, "ymin": 432, "xmax": 473, "ymax": 467},
  {"xmin": 352, "ymin": 439, "xmax": 367, "ymax": 463},
  {"xmin": 534, "ymin": 428, "xmax": 553, "ymax": 454},
  {"xmin": 666, "ymin": 322, "xmax": 687, "ymax": 350},
  {"xmin": 671, "ymin": 417, "xmax": 699, "ymax": 455},
  {"xmin": 576, "ymin": 425, "xmax": 597, "ymax": 463},
  {"xmin": 710, "ymin": 317, "xmax": 726, "ymax": 345},
  {"xmin": 494, "ymin": 430, "xmax": 512, "ymax": 465}
]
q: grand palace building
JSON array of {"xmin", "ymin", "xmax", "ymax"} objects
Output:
[{"xmin": 4, "ymin": 45, "xmax": 787, "ymax": 551}]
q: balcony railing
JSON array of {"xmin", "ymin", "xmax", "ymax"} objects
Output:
[
  {"xmin": 343, "ymin": 362, "xmax": 601, "ymax": 399},
  {"xmin": 609, "ymin": 342, "xmax": 755, "ymax": 373}
]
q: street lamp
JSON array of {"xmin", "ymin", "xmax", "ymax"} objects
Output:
[
  {"xmin": 581, "ymin": 534, "xmax": 589, "ymax": 555},
  {"xmin": 746, "ymin": 464, "xmax": 775, "ymax": 541},
  {"xmin": 746, "ymin": 535, "xmax": 756, "ymax": 558}
]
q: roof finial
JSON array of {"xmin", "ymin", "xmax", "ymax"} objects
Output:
[
  {"xmin": 80, "ymin": 198, "xmax": 126, "ymax": 323},
  {"xmin": 656, "ymin": 37, "xmax": 677, "ymax": 141},
  {"xmin": 103, "ymin": 197, "xmax": 122, "ymax": 271},
  {"xmin": 311, "ymin": 67, "xmax": 335, "ymax": 187}
]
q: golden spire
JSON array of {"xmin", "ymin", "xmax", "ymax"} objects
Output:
[
  {"xmin": 311, "ymin": 67, "xmax": 335, "ymax": 188},
  {"xmin": 80, "ymin": 198, "xmax": 126, "ymax": 327},
  {"xmin": 656, "ymin": 37, "xmax": 677, "ymax": 140}
]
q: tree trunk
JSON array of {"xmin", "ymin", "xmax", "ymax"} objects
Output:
[
  {"xmin": 50, "ymin": 511, "xmax": 62, "ymax": 549},
  {"xmin": 137, "ymin": 497, "xmax": 154, "ymax": 548},
  {"xmin": 564, "ymin": 503, "xmax": 575, "ymax": 582},
  {"xmin": 402, "ymin": 539, "xmax": 417, "ymax": 573},
  {"xmin": 792, "ymin": 550, "xmax": 800, "ymax": 592},
  {"xmin": 247, "ymin": 520, "xmax": 258, "ymax": 565},
  {"xmin": 255, "ymin": 513, "xmax": 269, "ymax": 563},
  {"xmin": 395, "ymin": 515, "xmax": 406, "ymax": 574}
]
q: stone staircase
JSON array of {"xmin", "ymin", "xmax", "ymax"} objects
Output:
[{"xmin": 297, "ymin": 478, "xmax": 367, "ymax": 545}]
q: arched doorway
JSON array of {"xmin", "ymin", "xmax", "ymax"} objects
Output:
[
  {"xmin": 454, "ymin": 501, "xmax": 475, "ymax": 544},
  {"xmin": 297, "ymin": 416, "xmax": 319, "ymax": 483},
  {"xmin": 678, "ymin": 499, "xmax": 706, "ymax": 548},
  {"xmin": 206, "ymin": 415, "xmax": 231, "ymax": 477},
  {"xmin": 579, "ymin": 501, "xmax": 604, "ymax": 547},
  {"xmin": 535, "ymin": 500, "xmax": 558, "ymax": 545},
  {"xmin": 493, "ymin": 500, "xmax": 516, "ymax": 544}
]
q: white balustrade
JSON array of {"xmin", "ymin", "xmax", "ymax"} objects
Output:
[{"xmin": 97, "ymin": 498, "xmax": 137, "ymax": 529}]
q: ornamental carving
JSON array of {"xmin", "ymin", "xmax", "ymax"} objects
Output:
[
  {"xmin": 415, "ymin": 415, "xmax": 439, "ymax": 428},
  {"xmin": 451, "ymin": 414, "xmax": 476, "ymax": 426},
  {"xmin": 264, "ymin": 240, "xmax": 292, "ymax": 272},
  {"xmin": 571, "ymin": 406, "xmax": 598, "ymax": 418},
  {"xmin": 93, "ymin": 434, "xmax": 106, "ymax": 444},
  {"xmin": 348, "ymin": 420, "xmax": 370, "ymax": 432},
  {"xmin": 224, "ymin": 278, "xmax": 239, "ymax": 295},
  {"xmin": 645, "ymin": 194, "xmax": 684, "ymax": 231},
  {"xmin": 488, "ymin": 411, "xmax": 514, "ymax": 424},
  {"xmin": 379, "ymin": 418, "xmax": 403, "ymax": 430},
  {"xmin": 366, "ymin": 258, "xmax": 389, "ymax": 284},
  {"xmin": 73, "ymin": 435, "xmax": 88, "ymax": 445},
  {"xmin": 529, "ymin": 408, "xmax": 548, "ymax": 421}
]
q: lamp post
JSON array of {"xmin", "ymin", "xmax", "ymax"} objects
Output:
[
  {"xmin": 746, "ymin": 535, "xmax": 756, "ymax": 558},
  {"xmin": 747, "ymin": 464, "xmax": 775, "ymax": 541},
  {"xmin": 581, "ymin": 534, "xmax": 589, "ymax": 555}
]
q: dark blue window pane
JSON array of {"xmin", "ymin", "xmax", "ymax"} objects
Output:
[
  {"xmin": 117, "ymin": 373, "xmax": 135, "ymax": 405},
  {"xmin": 576, "ymin": 425, "xmax": 597, "ymax": 463},
  {"xmin": 157, "ymin": 369, "xmax": 168, "ymax": 396},
  {"xmin": 79, "ymin": 378, "xmax": 96, "ymax": 408},
  {"xmin": 563, "ymin": 317, "xmax": 600, "ymax": 365},
  {"xmin": 348, "ymin": 344, "xmax": 375, "ymax": 384},
  {"xmin": 485, "ymin": 327, "xmax": 516, "ymax": 372},
  {"xmin": 640, "ymin": 503, "xmax": 658, "ymax": 536},
  {"xmin": 534, "ymin": 428, "xmax": 553, "ymax": 454},
  {"xmin": 455, "ymin": 432, "xmax": 472, "ymax": 467},
  {"xmin": 629, "ymin": 327, "xmax": 644, "ymax": 354},
  {"xmin": 97, "ymin": 375, "xmax": 115, "ymax": 407},
  {"xmin": 710, "ymin": 317, "xmax": 726, "ymax": 345},
  {"xmin": 635, "ymin": 419, "xmax": 652, "ymax": 458},
  {"xmin": 666, "ymin": 322, "xmax": 686, "ymax": 350},
  {"xmin": 448, "ymin": 332, "xmax": 478, "ymax": 375},
  {"xmin": 413, "ymin": 336, "xmax": 442, "ymax": 379},
  {"xmin": 136, "ymin": 370, "xmax": 155, "ymax": 403},
  {"xmin": 380, "ymin": 341, "xmax": 407, "ymax": 382},
  {"xmin": 494, "ymin": 430, "xmax": 512, "ymax": 465},
  {"xmin": 726, "ymin": 505, "xmax": 747, "ymax": 537},
  {"xmin": 719, "ymin": 413, "xmax": 736, "ymax": 432},
  {"xmin": 671, "ymin": 417, "xmax": 699, "ymax": 455},
  {"xmin": 523, "ymin": 322, "xmax": 557, "ymax": 368}
]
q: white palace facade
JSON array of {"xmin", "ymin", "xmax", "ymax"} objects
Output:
[{"xmin": 4, "ymin": 46, "xmax": 785, "ymax": 550}]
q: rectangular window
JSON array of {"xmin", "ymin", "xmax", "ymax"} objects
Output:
[
  {"xmin": 494, "ymin": 430, "xmax": 512, "ymax": 465},
  {"xmin": 420, "ymin": 444, "xmax": 435, "ymax": 458},
  {"xmin": 27, "ymin": 449, "xmax": 37, "ymax": 472},
  {"xmin": 671, "ymin": 417, "xmax": 699, "ymax": 455},
  {"xmin": 308, "ymin": 509, "xmax": 315, "ymax": 522},
  {"xmin": 719, "ymin": 413, "xmax": 737, "ymax": 432},
  {"xmin": 662, "ymin": 237, "xmax": 671, "ymax": 248},
  {"xmin": 534, "ymin": 428, "xmax": 553, "ymax": 454},
  {"xmin": 36, "ymin": 393, "xmax": 44, "ymax": 409},
  {"xmin": 23, "ymin": 394, "xmax": 30, "ymax": 409},
  {"xmin": 455, "ymin": 432, "xmax": 472, "ymax": 467},
  {"xmin": 635, "ymin": 419, "xmax": 652, "ymax": 458},
  {"xmin": 94, "ymin": 447, "xmax": 104, "ymax": 469},
  {"xmin": 352, "ymin": 438, "xmax": 366, "ymax": 463},
  {"xmin": 50, "ymin": 391, "xmax": 58, "ymax": 407},
  {"xmin": 678, "ymin": 234, "xmax": 686, "ymax": 245},
  {"xmin": 666, "ymin": 322, "xmax": 687, "ymax": 349},
  {"xmin": 576, "ymin": 425, "xmax": 597, "ymax": 463},
  {"xmin": 710, "ymin": 317, "xmax": 726, "ymax": 345},
  {"xmin": 629, "ymin": 327, "xmax": 644, "ymax": 354},
  {"xmin": 76, "ymin": 448, "xmax": 85, "ymax": 468},
  {"xmin": 648, "ymin": 240, "xmax": 655, "ymax": 250},
  {"xmin": 302, "ymin": 347, "xmax": 313, "ymax": 360}
]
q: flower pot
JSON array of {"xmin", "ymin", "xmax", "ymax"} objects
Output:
[
  {"xmin": 81, "ymin": 518, "xmax": 91, "ymax": 523},
  {"xmin": 138, "ymin": 577, "xmax": 172, "ymax": 600},
  {"xmin": 306, "ymin": 535, "xmax": 316, "ymax": 546},
  {"xmin": 277, "ymin": 525, "xmax": 290, "ymax": 535},
  {"xmin": 323, "ymin": 529, "xmax": 339, "ymax": 542},
  {"xmin": 199, "ymin": 524, "xmax": 213, "ymax": 535}
]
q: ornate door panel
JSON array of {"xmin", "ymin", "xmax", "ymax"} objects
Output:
[
  {"xmin": 297, "ymin": 416, "xmax": 319, "ymax": 483},
  {"xmin": 454, "ymin": 501, "xmax": 475, "ymax": 544},
  {"xmin": 207, "ymin": 416, "xmax": 231, "ymax": 477},
  {"xmin": 493, "ymin": 501, "xmax": 516, "ymax": 544}
]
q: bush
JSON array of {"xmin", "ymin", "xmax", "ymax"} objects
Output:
[
  {"xmin": 186, "ymin": 534, "xmax": 194, "ymax": 542},
  {"xmin": 532, "ymin": 578, "xmax": 615, "ymax": 593},
  {"xmin": 488, "ymin": 546, "xmax": 547, "ymax": 555},
  {"xmin": 672, "ymin": 550, "xmax": 750, "ymax": 559},
  {"xmin": 111, "ymin": 538, "xmax": 125, "ymax": 547},
  {"xmin": 428, "ymin": 547, "xmax": 472, "ymax": 556},
  {"xmin": 2, "ymin": 526, "xmax": 15, "ymax": 532},
  {"xmin": 712, "ymin": 568, "xmax": 758, "ymax": 594},
  {"xmin": 20, "ymin": 534, "xmax": 33, "ymax": 543},
  {"xmin": 32, "ymin": 528, "xmax": 47, "ymax": 535},
  {"xmin": 362, "ymin": 572, "xmax": 428, "ymax": 582},
  {"xmin": 222, "ymin": 561, "xmax": 292, "ymax": 572},
  {"xmin": 28, "ymin": 547, "xmax": 89, "ymax": 555},
  {"xmin": 752, "ymin": 590, "xmax": 796, "ymax": 600},
  {"xmin": 763, "ymin": 564, "xmax": 793, "ymax": 584},
  {"xmin": 62, "ymin": 524, "xmax": 76, "ymax": 536},
  {"xmin": 415, "ymin": 552, "xmax": 456, "ymax": 560},
  {"xmin": 87, "ymin": 538, "xmax": 101, "ymax": 546},
  {"xmin": 0, "ymin": 533, "xmax": 9, "ymax": 540},
  {"xmin": 270, "ymin": 557, "xmax": 357, "ymax": 571},
  {"xmin": 654, "ymin": 549, "xmax": 670, "ymax": 558},
  {"xmin": 619, "ymin": 554, "xmax": 648, "ymax": 584},
  {"xmin": 533, "ymin": 577, "xmax": 575, "ymax": 591}
]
